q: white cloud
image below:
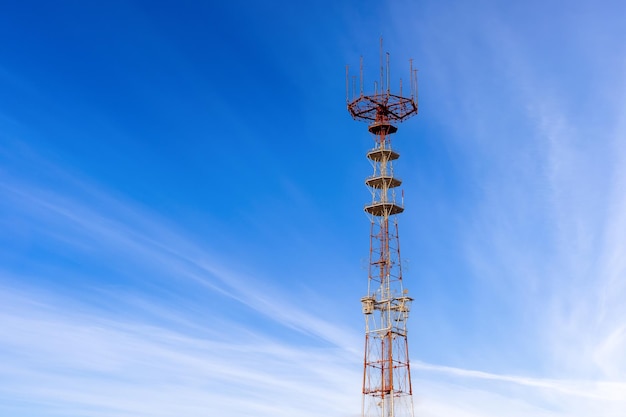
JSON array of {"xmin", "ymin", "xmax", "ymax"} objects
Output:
[{"xmin": 0, "ymin": 285, "xmax": 361, "ymax": 417}]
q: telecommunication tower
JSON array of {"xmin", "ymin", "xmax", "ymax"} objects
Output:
[{"xmin": 346, "ymin": 40, "xmax": 419, "ymax": 417}]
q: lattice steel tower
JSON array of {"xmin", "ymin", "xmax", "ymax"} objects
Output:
[{"xmin": 346, "ymin": 41, "xmax": 419, "ymax": 417}]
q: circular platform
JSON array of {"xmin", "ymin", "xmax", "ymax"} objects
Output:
[
  {"xmin": 368, "ymin": 122, "xmax": 398, "ymax": 135},
  {"xmin": 364, "ymin": 202, "xmax": 404, "ymax": 216},
  {"xmin": 365, "ymin": 176, "xmax": 402, "ymax": 189},
  {"xmin": 347, "ymin": 93, "xmax": 418, "ymax": 122},
  {"xmin": 366, "ymin": 148, "xmax": 400, "ymax": 162}
]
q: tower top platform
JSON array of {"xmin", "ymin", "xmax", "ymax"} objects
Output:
[
  {"xmin": 347, "ymin": 93, "xmax": 418, "ymax": 123},
  {"xmin": 346, "ymin": 39, "xmax": 419, "ymax": 125}
]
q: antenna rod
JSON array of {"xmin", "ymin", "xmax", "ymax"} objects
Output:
[
  {"xmin": 409, "ymin": 59, "xmax": 414, "ymax": 99},
  {"xmin": 360, "ymin": 56, "xmax": 364, "ymax": 96},
  {"xmin": 414, "ymin": 69, "xmax": 419, "ymax": 104},
  {"xmin": 380, "ymin": 37, "xmax": 383, "ymax": 97},
  {"xmin": 346, "ymin": 65, "xmax": 349, "ymax": 102},
  {"xmin": 386, "ymin": 52, "xmax": 390, "ymax": 95}
]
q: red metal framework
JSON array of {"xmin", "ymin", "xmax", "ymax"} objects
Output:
[{"xmin": 347, "ymin": 41, "xmax": 418, "ymax": 417}]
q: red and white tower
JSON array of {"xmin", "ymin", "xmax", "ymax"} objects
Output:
[{"xmin": 346, "ymin": 41, "xmax": 419, "ymax": 417}]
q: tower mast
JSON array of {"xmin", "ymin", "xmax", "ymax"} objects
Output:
[{"xmin": 346, "ymin": 41, "xmax": 419, "ymax": 417}]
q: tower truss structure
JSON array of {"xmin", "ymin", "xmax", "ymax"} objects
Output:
[{"xmin": 346, "ymin": 41, "xmax": 419, "ymax": 417}]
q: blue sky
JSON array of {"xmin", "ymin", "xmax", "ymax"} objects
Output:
[{"xmin": 1, "ymin": 0, "xmax": 625, "ymax": 416}]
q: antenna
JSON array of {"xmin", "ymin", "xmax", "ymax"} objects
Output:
[
  {"xmin": 414, "ymin": 69, "xmax": 419, "ymax": 110},
  {"xmin": 345, "ymin": 65, "xmax": 349, "ymax": 102},
  {"xmin": 360, "ymin": 56, "xmax": 364, "ymax": 97},
  {"xmin": 379, "ymin": 37, "xmax": 384, "ymax": 97},
  {"xmin": 409, "ymin": 58, "xmax": 414, "ymax": 100},
  {"xmin": 346, "ymin": 50, "xmax": 418, "ymax": 123},
  {"xmin": 346, "ymin": 43, "xmax": 419, "ymax": 417},
  {"xmin": 386, "ymin": 52, "xmax": 390, "ymax": 96}
]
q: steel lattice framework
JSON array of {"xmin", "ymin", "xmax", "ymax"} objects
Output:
[{"xmin": 346, "ymin": 41, "xmax": 419, "ymax": 417}]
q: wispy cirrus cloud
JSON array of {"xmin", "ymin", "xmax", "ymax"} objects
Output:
[
  {"xmin": 0, "ymin": 149, "xmax": 364, "ymax": 416},
  {"xmin": 392, "ymin": 4, "xmax": 626, "ymax": 414},
  {"xmin": 3, "ymin": 3, "xmax": 626, "ymax": 415},
  {"xmin": 2, "ymin": 132, "xmax": 625, "ymax": 417},
  {"xmin": 0, "ymin": 286, "xmax": 361, "ymax": 417},
  {"xmin": 0, "ymin": 151, "xmax": 362, "ymax": 351}
]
